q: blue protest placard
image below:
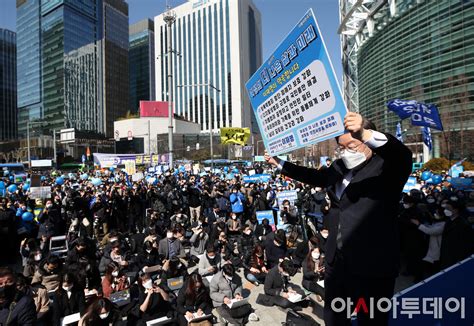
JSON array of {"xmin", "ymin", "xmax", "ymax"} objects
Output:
[
  {"xmin": 403, "ymin": 176, "xmax": 418, "ymax": 193},
  {"xmin": 243, "ymin": 174, "xmax": 272, "ymax": 183},
  {"xmin": 450, "ymin": 178, "xmax": 472, "ymax": 190},
  {"xmin": 276, "ymin": 190, "xmax": 299, "ymax": 207},
  {"xmin": 245, "ymin": 10, "xmax": 347, "ymax": 156},
  {"xmin": 256, "ymin": 210, "xmax": 275, "ymax": 226}
]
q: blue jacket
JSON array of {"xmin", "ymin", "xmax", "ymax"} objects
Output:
[{"xmin": 230, "ymin": 192, "xmax": 245, "ymax": 213}]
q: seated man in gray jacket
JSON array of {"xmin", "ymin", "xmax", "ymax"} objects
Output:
[
  {"xmin": 209, "ymin": 264, "xmax": 257, "ymax": 324},
  {"xmin": 198, "ymin": 245, "xmax": 222, "ymax": 280}
]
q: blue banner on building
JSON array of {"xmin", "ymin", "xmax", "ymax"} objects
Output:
[{"xmin": 245, "ymin": 9, "xmax": 347, "ymax": 156}]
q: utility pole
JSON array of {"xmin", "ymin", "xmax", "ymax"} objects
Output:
[{"xmin": 164, "ymin": 4, "xmax": 176, "ymax": 168}]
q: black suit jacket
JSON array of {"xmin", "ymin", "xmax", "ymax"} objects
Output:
[
  {"xmin": 282, "ymin": 133, "xmax": 412, "ymax": 277},
  {"xmin": 52, "ymin": 289, "xmax": 85, "ymax": 326}
]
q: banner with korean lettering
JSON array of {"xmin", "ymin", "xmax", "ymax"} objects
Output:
[
  {"xmin": 220, "ymin": 127, "xmax": 251, "ymax": 145},
  {"xmin": 245, "ymin": 9, "xmax": 347, "ymax": 156}
]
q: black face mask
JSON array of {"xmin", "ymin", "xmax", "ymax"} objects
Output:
[{"xmin": 0, "ymin": 285, "xmax": 16, "ymax": 303}]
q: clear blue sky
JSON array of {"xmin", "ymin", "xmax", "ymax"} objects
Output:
[{"xmin": 0, "ymin": 0, "xmax": 342, "ymax": 81}]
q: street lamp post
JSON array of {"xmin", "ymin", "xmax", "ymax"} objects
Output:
[
  {"xmin": 26, "ymin": 121, "xmax": 46, "ymax": 168},
  {"xmin": 177, "ymin": 83, "xmax": 221, "ymax": 169},
  {"xmin": 164, "ymin": 5, "xmax": 176, "ymax": 168}
]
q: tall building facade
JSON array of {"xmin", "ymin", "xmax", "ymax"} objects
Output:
[
  {"xmin": 339, "ymin": 0, "xmax": 474, "ymax": 159},
  {"xmin": 16, "ymin": 0, "xmax": 129, "ymax": 138},
  {"xmin": 102, "ymin": 0, "xmax": 129, "ymax": 137},
  {"xmin": 0, "ymin": 29, "xmax": 17, "ymax": 141},
  {"xmin": 129, "ymin": 19, "xmax": 155, "ymax": 113},
  {"xmin": 154, "ymin": 0, "xmax": 262, "ymax": 132}
]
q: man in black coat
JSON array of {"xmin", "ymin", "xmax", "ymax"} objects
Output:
[
  {"xmin": 265, "ymin": 112, "xmax": 412, "ymax": 326},
  {"xmin": 0, "ymin": 267, "xmax": 36, "ymax": 326}
]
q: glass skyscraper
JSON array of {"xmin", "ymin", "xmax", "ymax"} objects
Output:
[
  {"xmin": 0, "ymin": 29, "xmax": 17, "ymax": 141},
  {"xmin": 154, "ymin": 0, "xmax": 262, "ymax": 132},
  {"xmin": 16, "ymin": 0, "xmax": 129, "ymax": 138},
  {"xmin": 129, "ymin": 19, "xmax": 155, "ymax": 113},
  {"xmin": 339, "ymin": 0, "xmax": 474, "ymax": 159}
]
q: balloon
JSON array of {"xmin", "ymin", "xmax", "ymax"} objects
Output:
[
  {"xmin": 21, "ymin": 212, "xmax": 34, "ymax": 222},
  {"xmin": 421, "ymin": 171, "xmax": 432, "ymax": 181},
  {"xmin": 80, "ymin": 173, "xmax": 89, "ymax": 180},
  {"xmin": 223, "ymin": 167, "xmax": 229, "ymax": 172},
  {"xmin": 431, "ymin": 174, "xmax": 442, "ymax": 185},
  {"xmin": 55, "ymin": 177, "xmax": 65, "ymax": 185},
  {"xmin": 109, "ymin": 167, "xmax": 115, "ymax": 171},
  {"xmin": 40, "ymin": 176, "xmax": 46, "ymax": 181},
  {"xmin": 7, "ymin": 184, "xmax": 17, "ymax": 193},
  {"xmin": 51, "ymin": 171, "xmax": 58, "ymax": 177},
  {"xmin": 232, "ymin": 168, "xmax": 239, "ymax": 173},
  {"xmin": 9, "ymin": 176, "xmax": 13, "ymax": 182},
  {"xmin": 0, "ymin": 181, "xmax": 4, "ymax": 189},
  {"xmin": 23, "ymin": 184, "xmax": 30, "ymax": 191},
  {"xmin": 91, "ymin": 178, "xmax": 102, "ymax": 186}
]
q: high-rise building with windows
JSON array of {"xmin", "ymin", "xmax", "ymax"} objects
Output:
[
  {"xmin": 0, "ymin": 29, "xmax": 17, "ymax": 141},
  {"xmin": 339, "ymin": 0, "xmax": 474, "ymax": 159},
  {"xmin": 154, "ymin": 0, "xmax": 262, "ymax": 132},
  {"xmin": 129, "ymin": 19, "xmax": 155, "ymax": 113},
  {"xmin": 16, "ymin": 0, "xmax": 129, "ymax": 138}
]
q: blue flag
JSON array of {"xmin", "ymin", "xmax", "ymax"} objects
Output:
[
  {"xmin": 410, "ymin": 103, "xmax": 444, "ymax": 131},
  {"xmin": 396, "ymin": 122, "xmax": 403, "ymax": 143},
  {"xmin": 387, "ymin": 99, "xmax": 418, "ymax": 119},
  {"xmin": 422, "ymin": 126, "xmax": 432, "ymax": 151}
]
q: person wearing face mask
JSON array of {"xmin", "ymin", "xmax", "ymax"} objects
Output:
[
  {"xmin": 198, "ymin": 245, "xmax": 222, "ymax": 279},
  {"xmin": 264, "ymin": 259, "xmax": 305, "ymax": 310},
  {"xmin": 16, "ymin": 274, "xmax": 50, "ymax": 325},
  {"xmin": 190, "ymin": 223, "xmax": 210, "ymax": 265},
  {"xmin": 210, "ymin": 264, "xmax": 256, "ymax": 324},
  {"xmin": 226, "ymin": 212, "xmax": 242, "ymax": 237},
  {"xmin": 99, "ymin": 240, "xmax": 129, "ymax": 274},
  {"xmin": 52, "ymin": 273, "xmax": 85, "ymax": 326},
  {"xmin": 292, "ymin": 236, "xmax": 320, "ymax": 268},
  {"xmin": 137, "ymin": 272, "xmax": 172, "ymax": 325},
  {"xmin": 0, "ymin": 267, "xmax": 36, "ymax": 325},
  {"xmin": 158, "ymin": 227, "xmax": 186, "ymax": 261},
  {"xmin": 22, "ymin": 248, "xmax": 44, "ymax": 279},
  {"xmin": 243, "ymin": 244, "xmax": 268, "ymax": 286},
  {"xmin": 176, "ymin": 273, "xmax": 213, "ymax": 326},
  {"xmin": 229, "ymin": 186, "xmax": 245, "ymax": 216},
  {"xmin": 78, "ymin": 297, "xmax": 117, "ymax": 326},
  {"xmin": 398, "ymin": 194, "xmax": 428, "ymax": 280},
  {"xmin": 265, "ymin": 112, "xmax": 412, "ymax": 326},
  {"xmin": 101, "ymin": 262, "xmax": 127, "ymax": 299},
  {"xmin": 302, "ymin": 247, "xmax": 325, "ymax": 302},
  {"xmin": 264, "ymin": 230, "xmax": 288, "ymax": 269},
  {"xmin": 136, "ymin": 241, "xmax": 162, "ymax": 273},
  {"xmin": 37, "ymin": 199, "xmax": 65, "ymax": 236},
  {"xmin": 410, "ymin": 207, "xmax": 446, "ymax": 279},
  {"xmin": 439, "ymin": 200, "xmax": 474, "ymax": 269},
  {"xmin": 255, "ymin": 218, "xmax": 273, "ymax": 242},
  {"xmin": 31, "ymin": 255, "xmax": 63, "ymax": 292}
]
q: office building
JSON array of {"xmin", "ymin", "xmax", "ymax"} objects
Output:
[
  {"xmin": 339, "ymin": 0, "xmax": 474, "ymax": 159},
  {"xmin": 129, "ymin": 19, "xmax": 155, "ymax": 113},
  {"xmin": 0, "ymin": 29, "xmax": 17, "ymax": 141},
  {"xmin": 16, "ymin": 0, "xmax": 129, "ymax": 138},
  {"xmin": 154, "ymin": 0, "xmax": 262, "ymax": 133}
]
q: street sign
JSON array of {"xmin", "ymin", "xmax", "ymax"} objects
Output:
[
  {"xmin": 246, "ymin": 9, "xmax": 347, "ymax": 155},
  {"xmin": 59, "ymin": 128, "xmax": 75, "ymax": 144}
]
